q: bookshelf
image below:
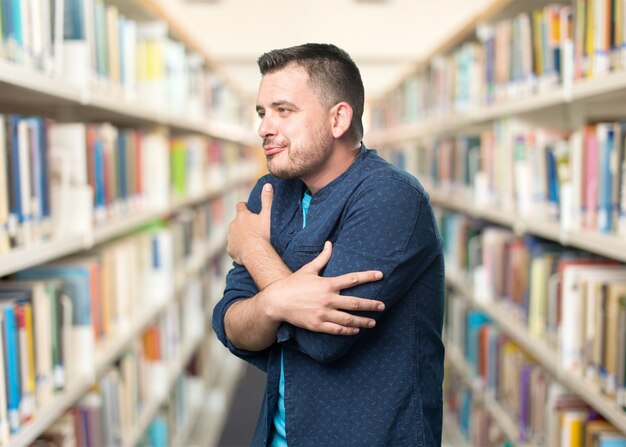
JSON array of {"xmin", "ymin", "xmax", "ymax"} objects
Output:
[
  {"xmin": 446, "ymin": 343, "xmax": 536, "ymax": 447},
  {"xmin": 0, "ymin": 0, "xmax": 257, "ymax": 445},
  {"xmin": 370, "ymin": 0, "xmax": 626, "ymax": 445},
  {"xmin": 448, "ymin": 266, "xmax": 626, "ymax": 436}
]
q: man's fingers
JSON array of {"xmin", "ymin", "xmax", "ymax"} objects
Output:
[
  {"xmin": 331, "ymin": 270, "xmax": 383, "ymax": 290},
  {"xmin": 335, "ymin": 295, "xmax": 385, "ymax": 312},
  {"xmin": 317, "ymin": 322, "xmax": 360, "ymax": 336},
  {"xmin": 326, "ymin": 310, "xmax": 377, "ymax": 329},
  {"xmin": 302, "ymin": 241, "xmax": 333, "ymax": 273},
  {"xmin": 260, "ymin": 183, "xmax": 273, "ymax": 217}
]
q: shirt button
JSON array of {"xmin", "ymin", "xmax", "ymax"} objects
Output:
[{"xmin": 287, "ymin": 228, "xmax": 294, "ymax": 234}]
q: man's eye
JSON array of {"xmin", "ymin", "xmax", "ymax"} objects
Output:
[
  {"xmin": 257, "ymin": 112, "xmax": 265, "ymax": 119},
  {"xmin": 278, "ymin": 108, "xmax": 290, "ymax": 114}
]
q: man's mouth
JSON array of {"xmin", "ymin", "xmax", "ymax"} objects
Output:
[{"xmin": 264, "ymin": 146, "xmax": 286, "ymax": 156}]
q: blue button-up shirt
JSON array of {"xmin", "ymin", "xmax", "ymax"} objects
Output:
[{"xmin": 213, "ymin": 145, "xmax": 445, "ymax": 447}]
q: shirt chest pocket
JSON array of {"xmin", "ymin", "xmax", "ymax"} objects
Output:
[{"xmin": 287, "ymin": 244, "xmax": 325, "ymax": 270}]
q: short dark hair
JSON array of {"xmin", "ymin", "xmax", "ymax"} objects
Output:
[{"xmin": 258, "ymin": 43, "xmax": 364, "ymax": 143}]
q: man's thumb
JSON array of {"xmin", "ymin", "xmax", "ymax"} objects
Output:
[{"xmin": 261, "ymin": 183, "xmax": 273, "ymax": 215}]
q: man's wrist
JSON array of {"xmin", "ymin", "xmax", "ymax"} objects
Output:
[
  {"xmin": 257, "ymin": 286, "xmax": 282, "ymax": 324},
  {"xmin": 240, "ymin": 237, "xmax": 271, "ymax": 267}
]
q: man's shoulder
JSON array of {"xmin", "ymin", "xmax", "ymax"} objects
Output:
[{"xmin": 358, "ymin": 151, "xmax": 426, "ymax": 199}]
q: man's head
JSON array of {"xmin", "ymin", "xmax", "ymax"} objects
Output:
[{"xmin": 257, "ymin": 43, "xmax": 364, "ymax": 144}]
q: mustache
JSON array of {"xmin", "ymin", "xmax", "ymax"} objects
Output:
[{"xmin": 263, "ymin": 138, "xmax": 288, "ymax": 149}]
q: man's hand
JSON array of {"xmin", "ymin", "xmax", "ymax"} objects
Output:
[
  {"xmin": 227, "ymin": 182, "xmax": 273, "ymax": 265},
  {"xmin": 261, "ymin": 241, "xmax": 385, "ymax": 336}
]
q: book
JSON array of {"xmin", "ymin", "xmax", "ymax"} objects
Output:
[
  {"xmin": 16, "ymin": 259, "xmax": 97, "ymax": 382},
  {"xmin": 61, "ymin": 0, "xmax": 89, "ymax": 87},
  {"xmin": 0, "ymin": 280, "xmax": 58, "ymax": 407},
  {"xmin": 1, "ymin": 299, "xmax": 22, "ymax": 434},
  {"xmin": 560, "ymin": 265, "xmax": 626, "ymax": 375},
  {"xmin": 0, "ymin": 116, "xmax": 9, "ymax": 253},
  {"xmin": 15, "ymin": 300, "xmax": 35, "ymax": 423}
]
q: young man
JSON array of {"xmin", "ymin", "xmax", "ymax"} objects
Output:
[{"xmin": 212, "ymin": 43, "xmax": 445, "ymax": 447}]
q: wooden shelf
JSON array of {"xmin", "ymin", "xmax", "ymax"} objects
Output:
[
  {"xmin": 186, "ymin": 353, "xmax": 245, "ymax": 447},
  {"xmin": 0, "ymin": 235, "xmax": 90, "ymax": 278},
  {"xmin": 446, "ymin": 267, "xmax": 626, "ymax": 435},
  {"xmin": 368, "ymin": 72, "xmax": 626, "ymax": 145},
  {"xmin": 0, "ymin": 173, "xmax": 253, "ymax": 279},
  {"xmin": 0, "ymin": 61, "xmax": 256, "ymax": 145},
  {"xmin": 123, "ymin": 334, "xmax": 204, "ymax": 447},
  {"xmin": 430, "ymin": 190, "xmax": 626, "ymax": 263},
  {"xmin": 2, "ymin": 221, "xmax": 226, "ymax": 446},
  {"xmin": 446, "ymin": 344, "xmax": 536, "ymax": 447},
  {"xmin": 9, "ymin": 287, "xmax": 172, "ymax": 447}
]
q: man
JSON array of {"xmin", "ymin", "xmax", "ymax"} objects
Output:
[{"xmin": 212, "ymin": 43, "xmax": 445, "ymax": 447}]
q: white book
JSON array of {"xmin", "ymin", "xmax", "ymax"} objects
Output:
[
  {"xmin": 48, "ymin": 123, "xmax": 92, "ymax": 236},
  {"xmin": 141, "ymin": 131, "xmax": 170, "ymax": 211},
  {"xmin": 594, "ymin": 0, "xmax": 610, "ymax": 76},
  {"xmin": 17, "ymin": 120, "xmax": 32, "ymax": 246},
  {"xmin": 122, "ymin": 19, "xmax": 137, "ymax": 100},
  {"xmin": 48, "ymin": 123, "xmax": 88, "ymax": 186},
  {"xmin": 568, "ymin": 130, "xmax": 583, "ymax": 231},
  {"xmin": 561, "ymin": 266, "xmax": 626, "ymax": 374}
]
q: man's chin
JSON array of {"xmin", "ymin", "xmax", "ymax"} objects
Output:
[{"xmin": 267, "ymin": 163, "xmax": 296, "ymax": 180}]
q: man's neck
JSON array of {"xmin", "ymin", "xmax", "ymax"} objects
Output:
[{"xmin": 303, "ymin": 142, "xmax": 361, "ymax": 194}]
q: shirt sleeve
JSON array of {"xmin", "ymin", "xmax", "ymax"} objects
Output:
[
  {"xmin": 211, "ymin": 177, "xmax": 273, "ymax": 372},
  {"xmin": 279, "ymin": 175, "xmax": 443, "ymax": 364}
]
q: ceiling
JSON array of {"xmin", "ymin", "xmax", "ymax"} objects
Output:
[{"xmin": 172, "ymin": 0, "xmax": 494, "ymax": 101}]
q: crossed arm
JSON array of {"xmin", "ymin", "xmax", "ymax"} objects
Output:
[{"xmin": 224, "ymin": 183, "xmax": 384, "ymax": 352}]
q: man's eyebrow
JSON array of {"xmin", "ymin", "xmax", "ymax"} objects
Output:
[
  {"xmin": 270, "ymin": 100, "xmax": 298, "ymax": 109},
  {"xmin": 256, "ymin": 101, "xmax": 299, "ymax": 112}
]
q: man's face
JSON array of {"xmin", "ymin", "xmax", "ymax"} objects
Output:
[{"xmin": 255, "ymin": 65, "xmax": 334, "ymax": 180}]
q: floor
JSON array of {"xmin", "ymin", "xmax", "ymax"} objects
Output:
[{"xmin": 217, "ymin": 363, "xmax": 265, "ymax": 447}]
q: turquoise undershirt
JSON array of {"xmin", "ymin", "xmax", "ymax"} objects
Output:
[{"xmin": 270, "ymin": 190, "xmax": 312, "ymax": 447}]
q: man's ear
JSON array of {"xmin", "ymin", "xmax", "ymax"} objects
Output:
[{"xmin": 330, "ymin": 102, "xmax": 353, "ymax": 139}]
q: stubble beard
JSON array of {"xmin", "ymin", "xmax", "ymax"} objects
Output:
[{"xmin": 266, "ymin": 129, "xmax": 333, "ymax": 180}]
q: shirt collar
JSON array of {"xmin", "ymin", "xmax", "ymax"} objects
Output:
[{"xmin": 309, "ymin": 143, "xmax": 368, "ymax": 203}]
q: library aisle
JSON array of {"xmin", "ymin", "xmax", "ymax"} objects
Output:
[{"xmin": 3, "ymin": 0, "xmax": 626, "ymax": 446}]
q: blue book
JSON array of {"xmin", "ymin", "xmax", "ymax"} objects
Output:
[
  {"xmin": 600, "ymin": 437, "xmax": 626, "ymax": 447},
  {"xmin": 9, "ymin": 0, "xmax": 21, "ymax": 49},
  {"xmin": 37, "ymin": 118, "xmax": 51, "ymax": 220},
  {"xmin": 16, "ymin": 264, "xmax": 92, "ymax": 326},
  {"xmin": 94, "ymin": 137, "xmax": 106, "ymax": 213},
  {"xmin": 63, "ymin": 0, "xmax": 85, "ymax": 40},
  {"xmin": 599, "ymin": 126, "xmax": 615, "ymax": 233},
  {"xmin": 8, "ymin": 116, "xmax": 22, "ymax": 228},
  {"xmin": 148, "ymin": 415, "xmax": 168, "ymax": 447},
  {"xmin": 545, "ymin": 145, "xmax": 559, "ymax": 218},
  {"xmin": 1, "ymin": 302, "xmax": 20, "ymax": 434},
  {"xmin": 465, "ymin": 310, "xmax": 490, "ymax": 374}
]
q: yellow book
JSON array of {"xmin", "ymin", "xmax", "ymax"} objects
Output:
[
  {"xmin": 533, "ymin": 9, "xmax": 545, "ymax": 76},
  {"xmin": 24, "ymin": 303, "xmax": 36, "ymax": 397},
  {"xmin": 587, "ymin": 0, "xmax": 596, "ymax": 77},
  {"xmin": 570, "ymin": 417, "xmax": 583, "ymax": 447},
  {"xmin": 136, "ymin": 41, "xmax": 149, "ymax": 83}
]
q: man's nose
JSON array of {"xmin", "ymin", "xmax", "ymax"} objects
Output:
[{"xmin": 258, "ymin": 114, "xmax": 276, "ymax": 139}]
